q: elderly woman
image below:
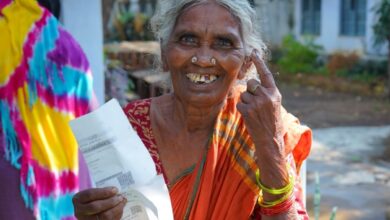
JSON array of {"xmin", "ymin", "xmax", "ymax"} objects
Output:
[{"xmin": 72, "ymin": 0, "xmax": 311, "ymax": 219}]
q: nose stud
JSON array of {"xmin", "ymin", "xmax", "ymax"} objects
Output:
[
  {"xmin": 211, "ymin": 57, "xmax": 216, "ymax": 65},
  {"xmin": 191, "ymin": 56, "xmax": 217, "ymax": 65}
]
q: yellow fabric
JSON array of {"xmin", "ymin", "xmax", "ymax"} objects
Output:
[
  {"xmin": 17, "ymin": 84, "xmax": 78, "ymax": 172},
  {"xmin": 0, "ymin": 0, "xmax": 42, "ymax": 84}
]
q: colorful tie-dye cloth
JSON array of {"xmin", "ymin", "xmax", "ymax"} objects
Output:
[{"xmin": 0, "ymin": 0, "xmax": 95, "ymax": 219}]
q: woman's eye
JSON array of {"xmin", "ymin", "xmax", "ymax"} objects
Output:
[
  {"xmin": 214, "ymin": 38, "xmax": 233, "ymax": 48},
  {"xmin": 179, "ymin": 35, "xmax": 198, "ymax": 46}
]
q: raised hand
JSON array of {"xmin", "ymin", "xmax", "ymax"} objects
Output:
[{"xmin": 236, "ymin": 49, "xmax": 284, "ymax": 157}]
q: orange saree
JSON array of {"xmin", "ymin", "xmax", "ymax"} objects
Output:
[{"xmin": 125, "ymin": 94, "xmax": 311, "ymax": 219}]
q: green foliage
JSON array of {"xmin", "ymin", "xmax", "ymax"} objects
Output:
[
  {"xmin": 372, "ymin": 0, "xmax": 390, "ymax": 99},
  {"xmin": 277, "ymin": 35, "xmax": 322, "ymax": 74},
  {"xmin": 112, "ymin": 12, "xmax": 154, "ymax": 41},
  {"xmin": 106, "ymin": 1, "xmax": 156, "ymax": 42},
  {"xmin": 314, "ymin": 172, "xmax": 321, "ymax": 220},
  {"xmin": 373, "ymin": 0, "xmax": 390, "ymax": 45},
  {"xmin": 329, "ymin": 207, "xmax": 338, "ymax": 220},
  {"xmin": 314, "ymin": 172, "xmax": 338, "ymax": 220},
  {"xmin": 336, "ymin": 59, "xmax": 387, "ymax": 82}
]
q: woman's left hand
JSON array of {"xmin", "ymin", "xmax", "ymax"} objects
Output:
[{"xmin": 236, "ymin": 49, "xmax": 284, "ymax": 158}]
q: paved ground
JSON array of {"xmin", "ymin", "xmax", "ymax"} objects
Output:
[
  {"xmin": 279, "ymin": 83, "xmax": 390, "ymax": 220},
  {"xmin": 306, "ymin": 126, "xmax": 390, "ymax": 220}
]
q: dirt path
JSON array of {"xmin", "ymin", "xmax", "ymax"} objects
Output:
[{"xmin": 279, "ymin": 83, "xmax": 390, "ymax": 128}]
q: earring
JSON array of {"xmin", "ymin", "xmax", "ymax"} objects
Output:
[
  {"xmin": 210, "ymin": 57, "xmax": 216, "ymax": 65},
  {"xmin": 191, "ymin": 56, "xmax": 198, "ymax": 63}
]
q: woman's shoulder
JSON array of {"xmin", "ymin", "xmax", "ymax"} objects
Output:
[
  {"xmin": 123, "ymin": 98, "xmax": 154, "ymax": 142},
  {"xmin": 124, "ymin": 98, "xmax": 152, "ymax": 118}
]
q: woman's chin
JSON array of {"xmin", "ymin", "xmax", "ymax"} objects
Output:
[{"xmin": 176, "ymin": 88, "xmax": 227, "ymax": 108}]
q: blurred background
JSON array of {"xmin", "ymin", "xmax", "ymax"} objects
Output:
[{"xmin": 57, "ymin": 0, "xmax": 390, "ymax": 219}]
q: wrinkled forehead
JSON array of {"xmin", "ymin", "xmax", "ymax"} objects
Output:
[
  {"xmin": 180, "ymin": 1, "xmax": 241, "ymax": 23},
  {"xmin": 175, "ymin": 1, "xmax": 243, "ymax": 35}
]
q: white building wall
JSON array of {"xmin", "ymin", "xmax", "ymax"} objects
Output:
[
  {"xmin": 295, "ymin": 0, "xmax": 387, "ymax": 56},
  {"xmin": 255, "ymin": 0, "xmax": 293, "ymax": 46},
  {"xmin": 61, "ymin": 0, "xmax": 105, "ymax": 105}
]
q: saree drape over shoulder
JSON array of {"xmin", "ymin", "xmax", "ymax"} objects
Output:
[{"xmin": 125, "ymin": 93, "xmax": 311, "ymax": 220}]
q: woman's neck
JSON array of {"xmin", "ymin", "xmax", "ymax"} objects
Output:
[{"xmin": 158, "ymin": 94, "xmax": 225, "ymax": 133}]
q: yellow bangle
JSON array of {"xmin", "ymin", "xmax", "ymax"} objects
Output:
[
  {"xmin": 255, "ymin": 167, "xmax": 295, "ymax": 195},
  {"xmin": 258, "ymin": 186, "xmax": 294, "ymax": 207}
]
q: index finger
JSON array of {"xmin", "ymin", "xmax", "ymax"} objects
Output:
[
  {"xmin": 251, "ymin": 49, "xmax": 275, "ymax": 88},
  {"xmin": 74, "ymin": 187, "xmax": 118, "ymax": 204}
]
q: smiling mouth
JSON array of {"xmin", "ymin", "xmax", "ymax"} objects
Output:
[{"xmin": 186, "ymin": 73, "xmax": 219, "ymax": 84}]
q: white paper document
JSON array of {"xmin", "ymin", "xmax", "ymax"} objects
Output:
[{"xmin": 69, "ymin": 99, "xmax": 173, "ymax": 220}]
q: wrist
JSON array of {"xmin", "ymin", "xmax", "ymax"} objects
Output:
[
  {"xmin": 254, "ymin": 136, "xmax": 285, "ymax": 161},
  {"xmin": 256, "ymin": 163, "xmax": 295, "ymax": 216}
]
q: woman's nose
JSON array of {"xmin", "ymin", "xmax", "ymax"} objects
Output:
[{"xmin": 192, "ymin": 46, "xmax": 216, "ymax": 67}]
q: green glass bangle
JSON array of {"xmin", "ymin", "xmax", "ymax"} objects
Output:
[
  {"xmin": 258, "ymin": 187, "xmax": 294, "ymax": 208},
  {"xmin": 255, "ymin": 166, "xmax": 295, "ymax": 195}
]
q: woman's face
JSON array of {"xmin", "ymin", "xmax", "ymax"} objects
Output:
[{"xmin": 164, "ymin": 2, "xmax": 247, "ymax": 107}]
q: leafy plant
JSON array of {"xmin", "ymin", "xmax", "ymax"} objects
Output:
[
  {"xmin": 373, "ymin": 0, "xmax": 390, "ymax": 46},
  {"xmin": 326, "ymin": 52, "xmax": 360, "ymax": 76},
  {"xmin": 330, "ymin": 207, "xmax": 338, "ymax": 220},
  {"xmin": 314, "ymin": 172, "xmax": 321, "ymax": 220},
  {"xmin": 277, "ymin": 35, "xmax": 322, "ymax": 74},
  {"xmin": 326, "ymin": 52, "xmax": 387, "ymax": 83},
  {"xmin": 106, "ymin": 1, "xmax": 155, "ymax": 42},
  {"xmin": 314, "ymin": 172, "xmax": 338, "ymax": 220},
  {"xmin": 372, "ymin": 0, "xmax": 390, "ymax": 98}
]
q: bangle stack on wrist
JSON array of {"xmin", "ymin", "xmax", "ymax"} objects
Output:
[{"xmin": 255, "ymin": 165, "xmax": 295, "ymax": 216}]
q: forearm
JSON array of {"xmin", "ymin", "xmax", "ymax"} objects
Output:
[
  {"xmin": 255, "ymin": 136, "xmax": 288, "ymax": 200},
  {"xmin": 255, "ymin": 137, "xmax": 299, "ymax": 219}
]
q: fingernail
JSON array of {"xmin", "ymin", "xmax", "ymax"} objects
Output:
[
  {"xmin": 111, "ymin": 187, "xmax": 118, "ymax": 194},
  {"xmin": 254, "ymin": 49, "xmax": 261, "ymax": 58},
  {"xmin": 119, "ymin": 195, "xmax": 127, "ymax": 203},
  {"xmin": 115, "ymin": 195, "xmax": 123, "ymax": 202},
  {"xmin": 251, "ymin": 49, "xmax": 256, "ymax": 57}
]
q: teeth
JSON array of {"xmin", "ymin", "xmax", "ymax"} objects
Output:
[{"xmin": 186, "ymin": 73, "xmax": 218, "ymax": 84}]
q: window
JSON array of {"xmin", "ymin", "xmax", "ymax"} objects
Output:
[
  {"xmin": 340, "ymin": 0, "xmax": 367, "ymax": 36},
  {"xmin": 301, "ymin": 0, "xmax": 321, "ymax": 35}
]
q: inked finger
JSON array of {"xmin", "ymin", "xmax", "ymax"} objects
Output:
[
  {"xmin": 74, "ymin": 187, "xmax": 118, "ymax": 204},
  {"xmin": 251, "ymin": 49, "xmax": 275, "ymax": 88}
]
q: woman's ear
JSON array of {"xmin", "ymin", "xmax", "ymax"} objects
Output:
[{"xmin": 238, "ymin": 57, "xmax": 253, "ymax": 80}]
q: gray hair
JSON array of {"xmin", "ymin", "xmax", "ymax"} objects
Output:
[{"xmin": 150, "ymin": 0, "xmax": 266, "ymax": 81}]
